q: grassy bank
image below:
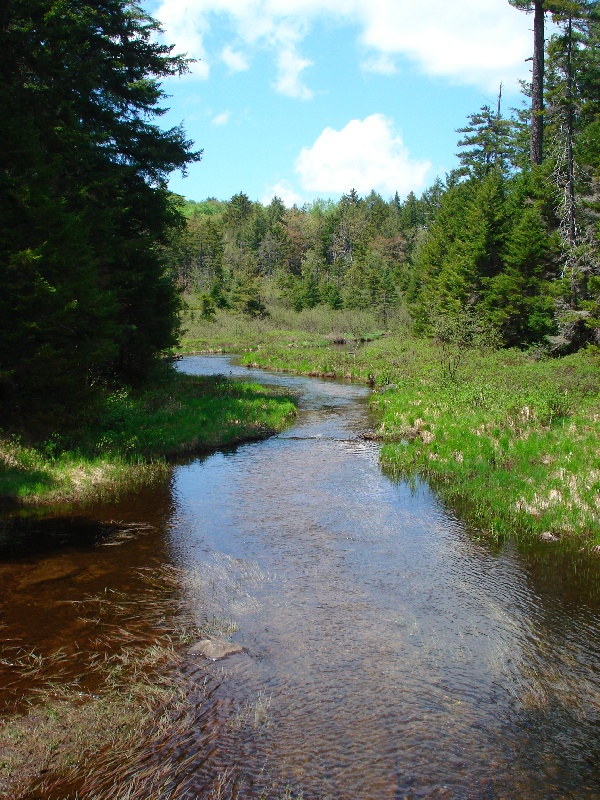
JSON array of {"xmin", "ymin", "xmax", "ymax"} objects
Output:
[
  {"xmin": 178, "ymin": 302, "xmax": 390, "ymax": 354},
  {"xmin": 236, "ymin": 331, "xmax": 600, "ymax": 545},
  {"xmin": 0, "ymin": 370, "xmax": 296, "ymax": 508}
]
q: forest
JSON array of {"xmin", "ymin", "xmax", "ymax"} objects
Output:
[
  {"xmin": 3, "ymin": 1, "xmax": 600, "ymax": 418},
  {"xmin": 168, "ymin": 0, "xmax": 600, "ymax": 358}
]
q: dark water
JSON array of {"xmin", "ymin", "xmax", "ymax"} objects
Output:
[{"xmin": 2, "ymin": 354, "xmax": 600, "ymax": 799}]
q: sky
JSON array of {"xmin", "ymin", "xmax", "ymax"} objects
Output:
[{"xmin": 143, "ymin": 0, "xmax": 538, "ymax": 206}]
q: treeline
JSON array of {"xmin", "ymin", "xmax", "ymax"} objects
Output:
[
  {"xmin": 166, "ymin": 188, "xmax": 441, "ymax": 325},
  {"xmin": 171, "ymin": 0, "xmax": 600, "ymax": 354},
  {"xmin": 4, "ymin": 1, "xmax": 600, "ymax": 424},
  {"xmin": 0, "ymin": 1, "xmax": 199, "ymax": 417}
]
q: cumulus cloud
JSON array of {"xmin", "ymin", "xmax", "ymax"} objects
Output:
[
  {"xmin": 262, "ymin": 180, "xmax": 304, "ymax": 207},
  {"xmin": 153, "ymin": 0, "xmax": 533, "ymax": 92},
  {"xmin": 221, "ymin": 45, "xmax": 249, "ymax": 72},
  {"xmin": 296, "ymin": 114, "xmax": 431, "ymax": 197}
]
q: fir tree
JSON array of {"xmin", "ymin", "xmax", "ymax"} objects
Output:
[{"xmin": 0, "ymin": 0, "xmax": 201, "ymax": 413}]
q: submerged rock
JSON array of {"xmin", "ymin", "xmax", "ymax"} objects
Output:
[
  {"xmin": 540, "ymin": 531, "xmax": 559, "ymax": 542},
  {"xmin": 188, "ymin": 638, "xmax": 246, "ymax": 661}
]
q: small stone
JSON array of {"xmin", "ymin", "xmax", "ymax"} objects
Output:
[
  {"xmin": 188, "ymin": 638, "xmax": 246, "ymax": 661},
  {"xmin": 540, "ymin": 531, "xmax": 559, "ymax": 542}
]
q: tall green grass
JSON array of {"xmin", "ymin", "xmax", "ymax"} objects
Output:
[
  {"xmin": 0, "ymin": 371, "xmax": 296, "ymax": 507},
  {"xmin": 179, "ymin": 301, "xmax": 399, "ymax": 354},
  {"xmin": 236, "ymin": 331, "xmax": 600, "ymax": 544},
  {"xmin": 373, "ymin": 347, "xmax": 600, "ymax": 543}
]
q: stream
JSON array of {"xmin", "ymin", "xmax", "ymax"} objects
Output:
[{"xmin": 2, "ymin": 354, "xmax": 600, "ymax": 799}]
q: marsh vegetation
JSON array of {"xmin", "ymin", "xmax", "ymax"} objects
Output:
[{"xmin": 0, "ymin": 370, "xmax": 296, "ymax": 508}]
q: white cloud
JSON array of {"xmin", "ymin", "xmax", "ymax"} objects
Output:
[
  {"xmin": 273, "ymin": 47, "xmax": 313, "ymax": 99},
  {"xmin": 211, "ymin": 110, "xmax": 230, "ymax": 125},
  {"xmin": 221, "ymin": 45, "xmax": 249, "ymax": 72},
  {"xmin": 357, "ymin": 0, "xmax": 530, "ymax": 89},
  {"xmin": 361, "ymin": 53, "xmax": 397, "ymax": 75},
  {"xmin": 296, "ymin": 114, "xmax": 431, "ymax": 197},
  {"xmin": 262, "ymin": 180, "xmax": 303, "ymax": 207},
  {"xmin": 153, "ymin": 0, "xmax": 534, "ymax": 92}
]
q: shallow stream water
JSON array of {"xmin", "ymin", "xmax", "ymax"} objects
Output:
[{"xmin": 2, "ymin": 355, "xmax": 600, "ymax": 799}]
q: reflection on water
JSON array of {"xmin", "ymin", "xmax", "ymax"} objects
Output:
[{"xmin": 2, "ymin": 355, "xmax": 600, "ymax": 799}]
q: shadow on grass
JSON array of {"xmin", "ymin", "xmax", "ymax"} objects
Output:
[{"xmin": 0, "ymin": 465, "xmax": 55, "ymax": 505}]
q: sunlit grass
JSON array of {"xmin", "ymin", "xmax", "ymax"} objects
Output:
[
  {"xmin": 232, "ymin": 329, "xmax": 600, "ymax": 544},
  {"xmin": 0, "ymin": 371, "xmax": 296, "ymax": 507},
  {"xmin": 369, "ymin": 345, "xmax": 600, "ymax": 544}
]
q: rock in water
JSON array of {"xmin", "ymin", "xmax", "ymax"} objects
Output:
[
  {"xmin": 540, "ymin": 531, "xmax": 559, "ymax": 542},
  {"xmin": 188, "ymin": 638, "xmax": 245, "ymax": 661}
]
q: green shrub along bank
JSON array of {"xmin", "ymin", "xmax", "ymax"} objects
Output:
[
  {"xmin": 0, "ymin": 370, "xmax": 296, "ymax": 507},
  {"xmin": 238, "ymin": 334, "xmax": 600, "ymax": 545},
  {"xmin": 178, "ymin": 302, "xmax": 391, "ymax": 355}
]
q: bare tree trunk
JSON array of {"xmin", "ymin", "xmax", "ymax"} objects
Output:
[
  {"xmin": 531, "ymin": 0, "xmax": 545, "ymax": 165},
  {"xmin": 566, "ymin": 15, "xmax": 576, "ymax": 246},
  {"xmin": 495, "ymin": 82, "xmax": 503, "ymax": 167}
]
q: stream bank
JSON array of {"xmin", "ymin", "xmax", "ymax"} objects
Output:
[
  {"xmin": 240, "ymin": 337, "xmax": 600, "ymax": 545},
  {"xmin": 2, "ymin": 355, "xmax": 600, "ymax": 799},
  {"xmin": 0, "ymin": 371, "xmax": 296, "ymax": 509}
]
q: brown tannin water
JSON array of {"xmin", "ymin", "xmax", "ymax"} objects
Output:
[{"xmin": 2, "ymin": 354, "xmax": 600, "ymax": 799}]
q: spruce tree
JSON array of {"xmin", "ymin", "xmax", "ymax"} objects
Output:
[
  {"xmin": 456, "ymin": 104, "xmax": 513, "ymax": 178},
  {"xmin": 0, "ymin": 0, "xmax": 201, "ymax": 414}
]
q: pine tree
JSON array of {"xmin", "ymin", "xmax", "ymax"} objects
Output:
[
  {"xmin": 509, "ymin": 0, "xmax": 547, "ymax": 164},
  {"xmin": 0, "ymin": 0, "xmax": 201, "ymax": 413}
]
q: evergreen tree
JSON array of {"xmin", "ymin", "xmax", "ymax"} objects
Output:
[
  {"xmin": 483, "ymin": 205, "xmax": 558, "ymax": 344},
  {"xmin": 0, "ymin": 0, "xmax": 200, "ymax": 413},
  {"xmin": 456, "ymin": 103, "xmax": 513, "ymax": 178}
]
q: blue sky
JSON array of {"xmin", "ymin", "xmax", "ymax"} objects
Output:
[{"xmin": 143, "ymin": 0, "xmax": 537, "ymax": 206}]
